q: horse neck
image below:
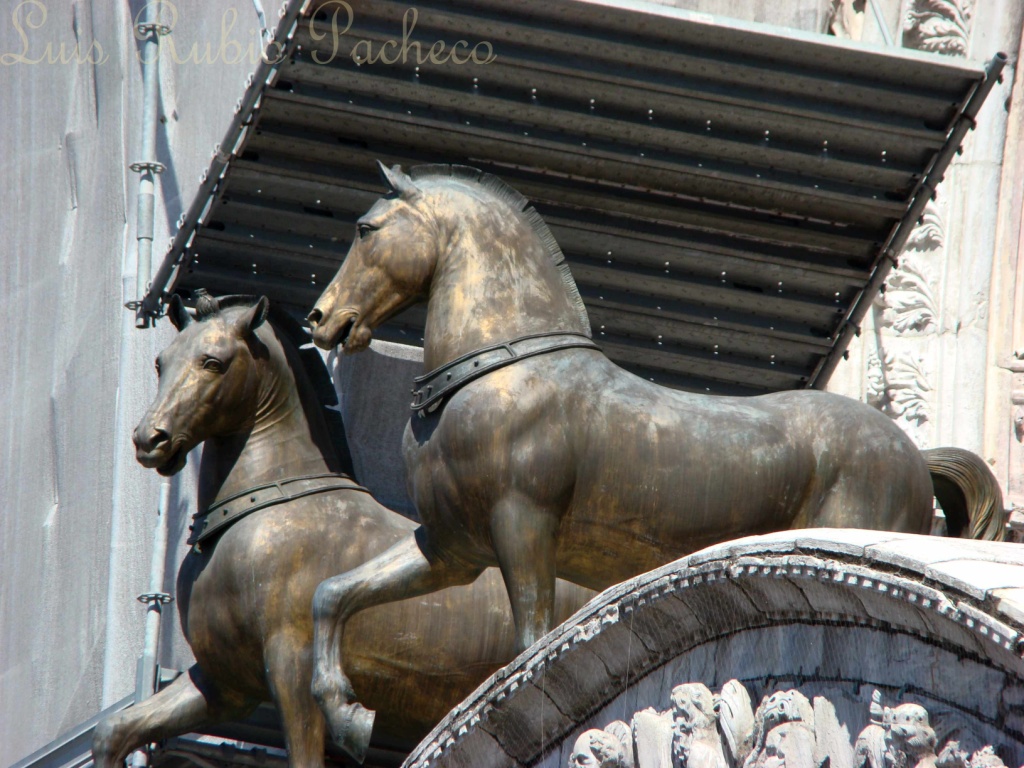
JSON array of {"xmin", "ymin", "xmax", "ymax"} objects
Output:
[
  {"xmin": 197, "ymin": 329, "xmax": 335, "ymax": 509},
  {"xmin": 422, "ymin": 198, "xmax": 588, "ymax": 369}
]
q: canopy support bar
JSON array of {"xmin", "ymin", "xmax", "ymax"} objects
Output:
[{"xmin": 808, "ymin": 51, "xmax": 1007, "ymax": 390}]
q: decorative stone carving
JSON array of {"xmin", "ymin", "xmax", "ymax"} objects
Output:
[
  {"xmin": 827, "ymin": 0, "xmax": 865, "ymax": 40},
  {"xmin": 571, "ymin": 727, "xmax": 633, "ymax": 768},
  {"xmin": 567, "ymin": 685, "xmax": 1008, "ymax": 768},
  {"xmin": 875, "ymin": 201, "xmax": 942, "ymax": 334},
  {"xmin": 878, "ymin": 702, "xmax": 939, "ymax": 768},
  {"xmin": 671, "ymin": 684, "xmax": 728, "ymax": 768},
  {"xmin": 745, "ymin": 690, "xmax": 815, "ymax": 768},
  {"xmin": 866, "ymin": 352, "xmax": 932, "ymax": 426},
  {"xmin": 719, "ymin": 680, "xmax": 756, "ymax": 767},
  {"xmin": 880, "ymin": 258, "xmax": 938, "ymax": 333},
  {"xmin": 906, "ymin": 203, "xmax": 945, "ymax": 252},
  {"xmin": 903, "ymin": 0, "xmax": 973, "ymax": 56}
]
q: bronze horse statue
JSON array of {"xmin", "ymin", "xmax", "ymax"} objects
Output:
[
  {"xmin": 91, "ymin": 292, "xmax": 591, "ymax": 767},
  {"xmin": 305, "ymin": 162, "xmax": 1006, "ymax": 760}
]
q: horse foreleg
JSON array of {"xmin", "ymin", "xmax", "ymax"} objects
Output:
[
  {"xmin": 491, "ymin": 496, "xmax": 559, "ymax": 653},
  {"xmin": 311, "ymin": 532, "xmax": 482, "ymax": 763},
  {"xmin": 265, "ymin": 632, "xmax": 326, "ymax": 768},
  {"xmin": 92, "ymin": 665, "xmax": 256, "ymax": 768}
]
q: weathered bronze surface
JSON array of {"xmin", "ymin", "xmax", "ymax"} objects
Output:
[
  {"xmin": 305, "ymin": 163, "xmax": 1005, "ymax": 760},
  {"xmin": 91, "ymin": 293, "xmax": 592, "ymax": 768}
]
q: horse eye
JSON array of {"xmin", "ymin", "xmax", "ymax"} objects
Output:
[
  {"xmin": 357, "ymin": 222, "xmax": 378, "ymax": 239},
  {"xmin": 202, "ymin": 357, "xmax": 224, "ymax": 373},
  {"xmin": 154, "ymin": 359, "xmax": 161, "ymax": 376}
]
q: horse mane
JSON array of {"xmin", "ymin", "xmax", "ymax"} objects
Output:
[
  {"xmin": 407, "ymin": 164, "xmax": 592, "ymax": 337},
  {"xmin": 187, "ymin": 291, "xmax": 356, "ymax": 477}
]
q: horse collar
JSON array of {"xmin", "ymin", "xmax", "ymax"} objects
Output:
[
  {"xmin": 188, "ymin": 473, "xmax": 370, "ymax": 548},
  {"xmin": 410, "ymin": 331, "xmax": 600, "ymax": 415}
]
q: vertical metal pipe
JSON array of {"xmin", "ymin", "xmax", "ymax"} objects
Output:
[
  {"xmin": 130, "ymin": 476, "xmax": 175, "ymax": 768},
  {"xmin": 139, "ymin": 477, "xmax": 173, "ymax": 697},
  {"xmin": 133, "ymin": 0, "xmax": 165, "ymax": 329}
]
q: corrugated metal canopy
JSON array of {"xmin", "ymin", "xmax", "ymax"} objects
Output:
[{"xmin": 152, "ymin": 0, "xmax": 1001, "ymax": 396}]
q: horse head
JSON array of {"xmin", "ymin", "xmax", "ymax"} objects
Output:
[
  {"xmin": 308, "ymin": 161, "xmax": 437, "ymax": 353},
  {"xmin": 309, "ymin": 161, "xmax": 591, "ymax": 362},
  {"xmin": 133, "ymin": 293, "xmax": 270, "ymax": 475}
]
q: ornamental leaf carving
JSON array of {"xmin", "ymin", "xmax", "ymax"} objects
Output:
[
  {"xmin": 881, "ymin": 258, "xmax": 937, "ymax": 333},
  {"xmin": 903, "ymin": 0, "xmax": 972, "ymax": 56},
  {"xmin": 906, "ymin": 202, "xmax": 945, "ymax": 252},
  {"xmin": 866, "ymin": 352, "xmax": 932, "ymax": 425}
]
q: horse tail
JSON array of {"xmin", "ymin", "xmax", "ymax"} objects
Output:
[{"xmin": 922, "ymin": 447, "xmax": 1006, "ymax": 541}]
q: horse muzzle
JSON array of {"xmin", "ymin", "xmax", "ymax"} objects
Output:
[
  {"xmin": 308, "ymin": 308, "xmax": 361, "ymax": 352},
  {"xmin": 133, "ymin": 424, "xmax": 189, "ymax": 475}
]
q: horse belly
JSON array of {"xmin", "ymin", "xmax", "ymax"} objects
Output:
[
  {"xmin": 562, "ymin": 456, "xmax": 811, "ymax": 585},
  {"xmin": 561, "ymin": 395, "xmax": 816, "ymax": 585}
]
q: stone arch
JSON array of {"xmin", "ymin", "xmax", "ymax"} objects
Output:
[{"xmin": 406, "ymin": 529, "xmax": 1024, "ymax": 768}]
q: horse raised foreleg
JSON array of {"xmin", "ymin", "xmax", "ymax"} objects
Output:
[
  {"xmin": 92, "ymin": 665, "xmax": 257, "ymax": 768},
  {"xmin": 490, "ymin": 495, "xmax": 559, "ymax": 653},
  {"xmin": 311, "ymin": 532, "xmax": 482, "ymax": 763},
  {"xmin": 265, "ymin": 632, "xmax": 326, "ymax": 768}
]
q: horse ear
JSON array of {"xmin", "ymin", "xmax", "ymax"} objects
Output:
[
  {"xmin": 167, "ymin": 294, "xmax": 192, "ymax": 331},
  {"xmin": 235, "ymin": 296, "xmax": 269, "ymax": 336},
  {"xmin": 376, "ymin": 160, "xmax": 420, "ymax": 200}
]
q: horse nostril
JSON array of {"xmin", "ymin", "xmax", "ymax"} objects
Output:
[
  {"xmin": 307, "ymin": 308, "xmax": 323, "ymax": 327},
  {"xmin": 136, "ymin": 427, "xmax": 170, "ymax": 451}
]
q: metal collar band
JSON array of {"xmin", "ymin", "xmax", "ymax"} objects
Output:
[
  {"xmin": 410, "ymin": 331, "xmax": 600, "ymax": 415},
  {"xmin": 188, "ymin": 473, "xmax": 370, "ymax": 546}
]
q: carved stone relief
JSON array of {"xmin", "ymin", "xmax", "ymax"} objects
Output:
[
  {"xmin": 567, "ymin": 683, "xmax": 1011, "ymax": 768},
  {"xmin": 864, "ymin": 198, "xmax": 946, "ymax": 447},
  {"xmin": 875, "ymin": 201, "xmax": 943, "ymax": 335},
  {"xmin": 866, "ymin": 350, "xmax": 933, "ymax": 441},
  {"xmin": 827, "ymin": 0, "xmax": 866, "ymax": 40},
  {"xmin": 902, "ymin": 0, "xmax": 973, "ymax": 56}
]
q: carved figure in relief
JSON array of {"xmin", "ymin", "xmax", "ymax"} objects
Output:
[
  {"xmin": 745, "ymin": 691, "xmax": 816, "ymax": 768},
  {"xmin": 571, "ymin": 728, "xmax": 631, "ymax": 768},
  {"xmin": 718, "ymin": 680, "xmax": 757, "ymax": 766},
  {"xmin": 882, "ymin": 703, "xmax": 938, "ymax": 768},
  {"xmin": 856, "ymin": 725, "xmax": 888, "ymax": 768},
  {"xmin": 90, "ymin": 293, "xmax": 592, "ymax": 768},
  {"xmin": 569, "ymin": 683, "xmax": 1010, "ymax": 768},
  {"xmin": 306, "ymin": 163, "xmax": 1007, "ymax": 758},
  {"xmin": 858, "ymin": 692, "xmax": 1008, "ymax": 768},
  {"xmin": 671, "ymin": 683, "xmax": 728, "ymax": 768},
  {"xmin": 759, "ymin": 722, "xmax": 819, "ymax": 768}
]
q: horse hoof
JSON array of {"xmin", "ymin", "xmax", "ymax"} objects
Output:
[{"xmin": 334, "ymin": 703, "xmax": 376, "ymax": 764}]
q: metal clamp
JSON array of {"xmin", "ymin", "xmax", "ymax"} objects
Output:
[
  {"xmin": 137, "ymin": 592, "xmax": 174, "ymax": 605},
  {"xmin": 129, "ymin": 160, "xmax": 166, "ymax": 174},
  {"xmin": 135, "ymin": 21, "xmax": 172, "ymax": 36}
]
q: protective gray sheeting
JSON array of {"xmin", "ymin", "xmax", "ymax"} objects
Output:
[
  {"xmin": 1, "ymin": 1, "xmax": 267, "ymax": 762},
  {"xmin": 149, "ymin": 0, "xmax": 997, "ymax": 395}
]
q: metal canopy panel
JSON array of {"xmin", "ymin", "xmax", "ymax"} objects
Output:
[{"xmin": 156, "ymin": 0, "xmax": 998, "ymax": 396}]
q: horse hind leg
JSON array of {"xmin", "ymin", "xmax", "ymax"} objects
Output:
[
  {"xmin": 312, "ymin": 533, "xmax": 482, "ymax": 764},
  {"xmin": 92, "ymin": 665, "xmax": 257, "ymax": 768},
  {"xmin": 265, "ymin": 632, "xmax": 326, "ymax": 768}
]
